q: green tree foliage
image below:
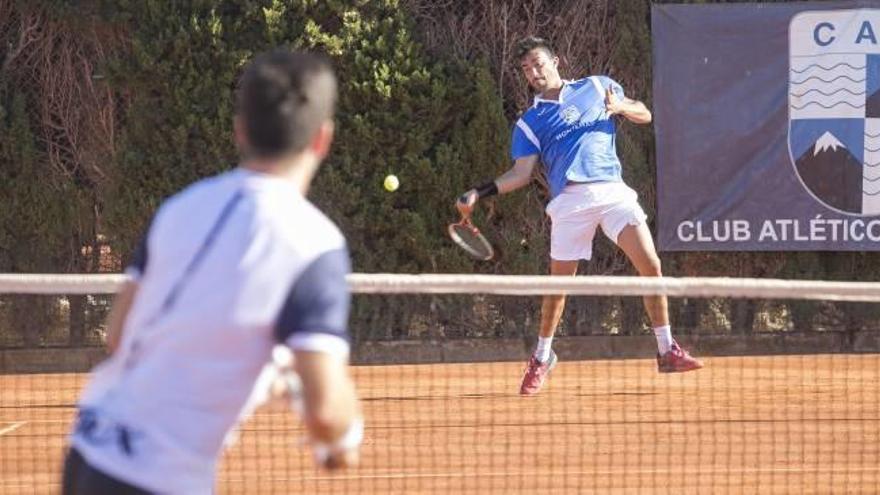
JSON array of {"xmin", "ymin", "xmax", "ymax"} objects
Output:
[
  {"xmin": 95, "ymin": 0, "xmax": 526, "ymax": 271},
  {"xmin": 0, "ymin": 87, "xmax": 72, "ymax": 344},
  {"xmin": 94, "ymin": 0, "xmax": 535, "ymax": 341}
]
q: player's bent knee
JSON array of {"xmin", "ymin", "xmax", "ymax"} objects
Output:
[{"xmin": 641, "ymin": 257, "xmax": 662, "ymax": 277}]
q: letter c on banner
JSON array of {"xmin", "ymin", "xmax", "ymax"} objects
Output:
[
  {"xmin": 851, "ymin": 219, "xmax": 866, "ymax": 241},
  {"xmin": 868, "ymin": 220, "xmax": 880, "ymax": 242},
  {"xmin": 678, "ymin": 221, "xmax": 695, "ymax": 242},
  {"xmin": 814, "ymin": 22, "xmax": 836, "ymax": 46}
]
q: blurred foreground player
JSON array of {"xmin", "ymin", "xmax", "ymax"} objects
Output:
[{"xmin": 62, "ymin": 50, "xmax": 362, "ymax": 494}]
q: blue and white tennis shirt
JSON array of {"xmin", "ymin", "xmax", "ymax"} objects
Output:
[
  {"xmin": 511, "ymin": 76, "xmax": 626, "ymax": 198},
  {"xmin": 70, "ymin": 168, "xmax": 351, "ymax": 494}
]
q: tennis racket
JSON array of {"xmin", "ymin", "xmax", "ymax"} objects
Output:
[{"xmin": 448, "ymin": 214, "xmax": 494, "ymax": 261}]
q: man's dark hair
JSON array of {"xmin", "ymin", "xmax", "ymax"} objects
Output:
[
  {"xmin": 515, "ymin": 36, "xmax": 555, "ymax": 61},
  {"xmin": 236, "ymin": 50, "xmax": 337, "ymax": 159}
]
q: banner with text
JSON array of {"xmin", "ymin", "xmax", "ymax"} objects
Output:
[{"xmin": 653, "ymin": 1, "xmax": 880, "ymax": 250}]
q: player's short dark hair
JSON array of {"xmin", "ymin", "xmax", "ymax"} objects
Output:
[
  {"xmin": 236, "ymin": 50, "xmax": 337, "ymax": 159},
  {"xmin": 515, "ymin": 36, "xmax": 555, "ymax": 61}
]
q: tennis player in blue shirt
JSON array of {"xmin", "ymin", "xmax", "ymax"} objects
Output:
[{"xmin": 457, "ymin": 37, "xmax": 703, "ymax": 396}]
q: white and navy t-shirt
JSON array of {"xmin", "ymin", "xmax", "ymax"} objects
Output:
[
  {"xmin": 511, "ymin": 76, "xmax": 626, "ymax": 198},
  {"xmin": 70, "ymin": 168, "xmax": 351, "ymax": 494}
]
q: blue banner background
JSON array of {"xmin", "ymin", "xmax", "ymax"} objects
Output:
[{"xmin": 653, "ymin": 1, "xmax": 880, "ymax": 251}]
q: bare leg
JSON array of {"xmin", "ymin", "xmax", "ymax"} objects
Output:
[
  {"xmin": 617, "ymin": 222, "xmax": 704, "ymax": 372},
  {"xmin": 539, "ymin": 259, "xmax": 580, "ymax": 338},
  {"xmin": 615, "ymin": 223, "xmax": 668, "ymax": 327},
  {"xmin": 520, "ymin": 258, "xmax": 579, "ymax": 395}
]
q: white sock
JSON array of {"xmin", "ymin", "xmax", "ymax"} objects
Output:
[
  {"xmin": 653, "ymin": 325, "xmax": 674, "ymax": 354},
  {"xmin": 534, "ymin": 336, "xmax": 553, "ymax": 362}
]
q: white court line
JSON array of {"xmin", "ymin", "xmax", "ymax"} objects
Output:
[
  {"xmin": 2, "ymin": 419, "xmax": 68, "ymax": 424},
  {"xmin": 0, "ymin": 421, "xmax": 26, "ymax": 436},
  {"xmin": 222, "ymin": 465, "xmax": 880, "ymax": 482}
]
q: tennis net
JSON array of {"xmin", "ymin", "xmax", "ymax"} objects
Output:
[{"xmin": 1, "ymin": 274, "xmax": 878, "ymax": 494}]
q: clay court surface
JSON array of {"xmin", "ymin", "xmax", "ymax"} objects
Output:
[{"xmin": 1, "ymin": 354, "xmax": 878, "ymax": 494}]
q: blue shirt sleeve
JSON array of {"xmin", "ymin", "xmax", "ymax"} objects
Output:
[
  {"xmin": 510, "ymin": 121, "xmax": 540, "ymax": 160},
  {"xmin": 275, "ymin": 248, "xmax": 352, "ymax": 343},
  {"xmin": 599, "ymin": 76, "xmax": 625, "ymax": 100}
]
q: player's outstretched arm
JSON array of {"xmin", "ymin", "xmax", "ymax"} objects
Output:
[
  {"xmin": 294, "ymin": 349, "xmax": 363, "ymax": 469},
  {"xmin": 456, "ymin": 154, "xmax": 539, "ymax": 217},
  {"xmin": 104, "ymin": 280, "xmax": 139, "ymax": 355}
]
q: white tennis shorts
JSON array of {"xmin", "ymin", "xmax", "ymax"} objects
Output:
[{"xmin": 545, "ymin": 182, "xmax": 648, "ymax": 261}]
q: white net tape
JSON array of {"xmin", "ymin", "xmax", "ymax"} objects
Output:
[{"xmin": 1, "ymin": 273, "xmax": 879, "ymax": 301}]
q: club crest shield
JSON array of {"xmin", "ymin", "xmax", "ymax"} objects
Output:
[{"xmin": 789, "ymin": 9, "xmax": 880, "ymax": 215}]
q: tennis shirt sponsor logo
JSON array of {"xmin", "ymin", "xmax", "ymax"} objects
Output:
[
  {"xmin": 554, "ymin": 104, "xmax": 598, "ymax": 142},
  {"xmin": 560, "ymin": 105, "xmax": 581, "ymax": 125},
  {"xmin": 74, "ymin": 408, "xmax": 143, "ymax": 457},
  {"xmin": 788, "ymin": 9, "xmax": 880, "ymax": 215}
]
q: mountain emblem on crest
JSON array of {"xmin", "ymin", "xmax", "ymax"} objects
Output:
[{"xmin": 795, "ymin": 132, "xmax": 862, "ymax": 212}]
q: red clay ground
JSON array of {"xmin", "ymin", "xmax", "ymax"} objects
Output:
[{"xmin": 2, "ymin": 354, "xmax": 878, "ymax": 494}]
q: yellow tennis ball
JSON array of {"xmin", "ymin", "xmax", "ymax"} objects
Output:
[{"xmin": 383, "ymin": 174, "xmax": 399, "ymax": 192}]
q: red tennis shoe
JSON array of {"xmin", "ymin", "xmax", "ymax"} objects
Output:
[
  {"xmin": 657, "ymin": 341, "xmax": 703, "ymax": 373},
  {"xmin": 519, "ymin": 350, "xmax": 557, "ymax": 395}
]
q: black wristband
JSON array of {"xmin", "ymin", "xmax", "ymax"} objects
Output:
[{"xmin": 475, "ymin": 181, "xmax": 499, "ymax": 199}]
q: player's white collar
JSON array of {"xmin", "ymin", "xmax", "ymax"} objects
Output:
[{"xmin": 532, "ymin": 79, "xmax": 573, "ymax": 107}]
